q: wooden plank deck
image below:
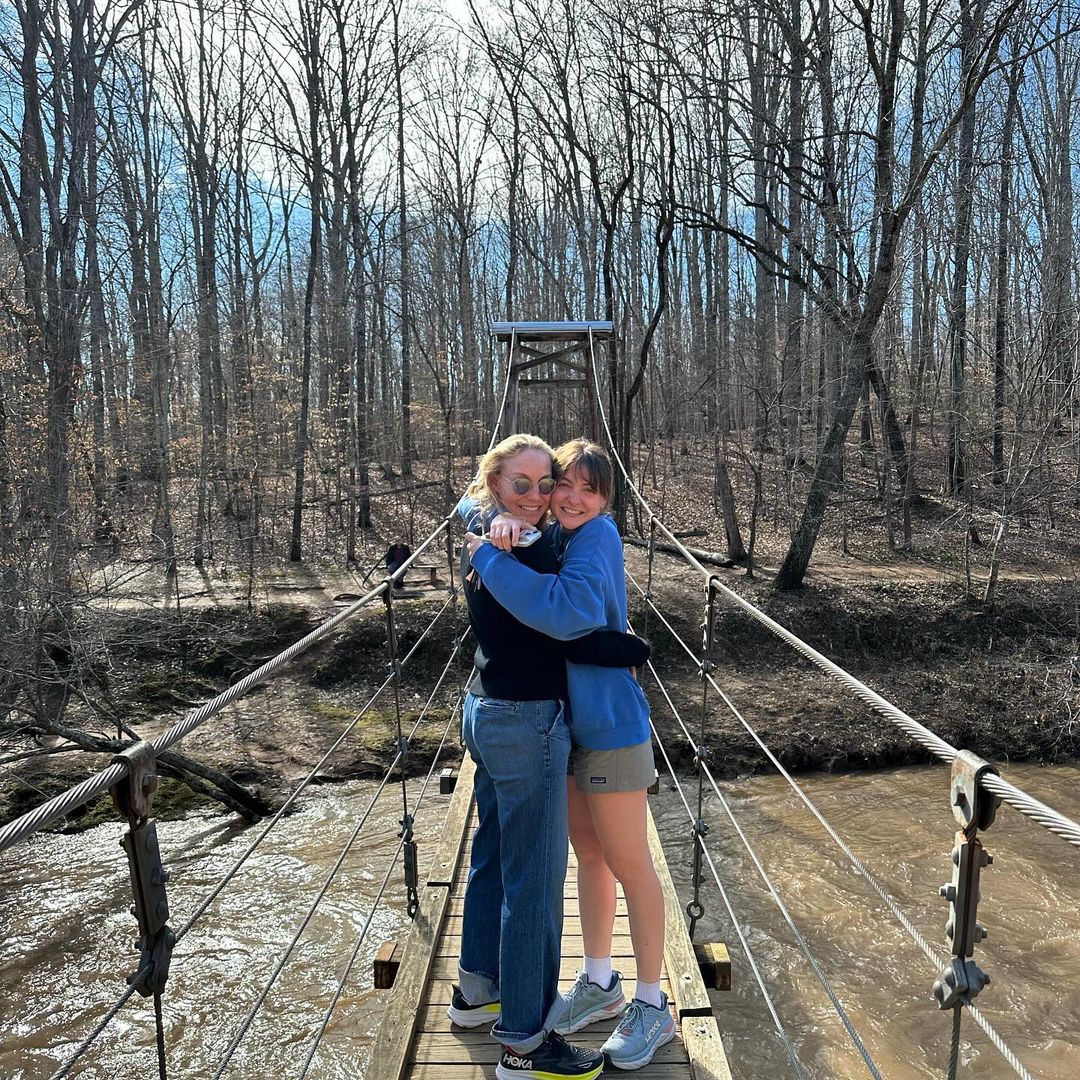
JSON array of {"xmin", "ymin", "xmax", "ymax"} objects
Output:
[{"xmin": 372, "ymin": 755, "xmax": 732, "ymax": 1080}]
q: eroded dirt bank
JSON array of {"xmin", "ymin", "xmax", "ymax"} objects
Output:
[{"xmin": 3, "ymin": 571, "xmax": 1078, "ymax": 832}]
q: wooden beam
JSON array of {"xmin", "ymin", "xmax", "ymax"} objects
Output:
[
  {"xmin": 694, "ymin": 942, "xmax": 732, "ymax": 991},
  {"xmin": 646, "ymin": 807, "xmax": 734, "ymax": 1080},
  {"xmin": 369, "ymin": 754, "xmax": 476, "ymax": 1080},
  {"xmin": 513, "ymin": 344, "xmax": 589, "ymax": 372},
  {"xmin": 519, "ymin": 378, "xmax": 587, "ymax": 389},
  {"xmin": 374, "ymin": 940, "xmax": 403, "ymax": 989}
]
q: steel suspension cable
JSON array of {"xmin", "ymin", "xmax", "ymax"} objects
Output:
[
  {"xmin": 647, "ymin": 683, "xmax": 807, "ymax": 1078},
  {"xmin": 3, "ymin": 332, "xmax": 522, "ymax": 856},
  {"xmin": 639, "ymin": 640, "xmax": 881, "ymax": 1079},
  {"xmin": 173, "ymin": 590, "xmax": 460, "ymax": 947},
  {"xmin": 296, "ymin": 647, "xmax": 472, "ymax": 1078},
  {"xmin": 629, "ymin": 571, "xmax": 1035, "ymax": 1080},
  {"xmin": 210, "ymin": 765, "xmax": 402, "ymax": 1079},
  {"xmin": 211, "ymin": 623, "xmax": 471, "ymax": 1077},
  {"xmin": 29, "ymin": 344, "xmax": 519, "ymax": 1077},
  {"xmin": 582, "ymin": 328, "xmax": 1080, "ymax": 854},
  {"xmin": 47, "ymin": 594, "xmax": 462, "ymax": 1079}
]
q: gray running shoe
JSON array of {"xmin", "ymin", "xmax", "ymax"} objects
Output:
[
  {"xmin": 550, "ymin": 971, "xmax": 626, "ymax": 1034},
  {"xmin": 602, "ymin": 994, "xmax": 676, "ymax": 1070}
]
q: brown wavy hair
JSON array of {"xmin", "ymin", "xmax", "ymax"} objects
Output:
[{"xmin": 553, "ymin": 439, "xmax": 613, "ymax": 507}]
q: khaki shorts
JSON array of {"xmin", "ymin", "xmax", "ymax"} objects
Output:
[{"xmin": 568, "ymin": 739, "xmax": 655, "ymax": 794}]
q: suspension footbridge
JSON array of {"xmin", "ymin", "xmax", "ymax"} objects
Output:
[{"xmin": 2, "ymin": 323, "xmax": 1078, "ymax": 1080}]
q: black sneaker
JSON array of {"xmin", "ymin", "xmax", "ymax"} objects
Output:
[
  {"xmin": 447, "ymin": 984, "xmax": 500, "ymax": 1028},
  {"xmin": 496, "ymin": 1030, "xmax": 605, "ymax": 1080}
]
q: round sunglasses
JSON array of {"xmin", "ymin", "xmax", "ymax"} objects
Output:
[{"xmin": 506, "ymin": 476, "xmax": 556, "ymax": 495}]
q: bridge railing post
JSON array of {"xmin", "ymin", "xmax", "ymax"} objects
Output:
[
  {"xmin": 933, "ymin": 751, "xmax": 1003, "ymax": 1077},
  {"xmin": 110, "ymin": 739, "xmax": 174, "ymax": 1079}
]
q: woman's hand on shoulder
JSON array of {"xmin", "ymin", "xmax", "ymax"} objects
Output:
[
  {"xmin": 488, "ymin": 513, "xmax": 526, "ymax": 551},
  {"xmin": 464, "ymin": 531, "xmax": 484, "ymax": 559}
]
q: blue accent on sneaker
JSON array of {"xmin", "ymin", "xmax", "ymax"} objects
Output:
[
  {"xmin": 496, "ymin": 1030, "xmax": 605, "ymax": 1080},
  {"xmin": 549, "ymin": 971, "xmax": 626, "ymax": 1034},
  {"xmin": 602, "ymin": 993, "xmax": 676, "ymax": 1070}
]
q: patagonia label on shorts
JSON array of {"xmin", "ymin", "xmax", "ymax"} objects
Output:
[{"xmin": 589, "ymin": 775, "xmax": 607, "ymax": 784}]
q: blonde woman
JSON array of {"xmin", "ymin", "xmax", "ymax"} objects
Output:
[
  {"xmin": 465, "ymin": 440, "xmax": 671, "ymax": 1070},
  {"xmin": 452, "ymin": 434, "xmax": 644, "ymax": 1080}
]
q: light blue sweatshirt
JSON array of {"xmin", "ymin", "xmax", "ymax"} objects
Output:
[{"xmin": 469, "ymin": 514, "xmax": 651, "ymax": 750}]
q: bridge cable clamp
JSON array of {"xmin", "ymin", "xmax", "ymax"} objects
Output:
[
  {"xmin": 950, "ymin": 749, "xmax": 1002, "ymax": 833},
  {"xmin": 932, "ymin": 751, "xmax": 1000, "ymax": 1011},
  {"xmin": 110, "ymin": 742, "xmax": 176, "ymax": 998}
]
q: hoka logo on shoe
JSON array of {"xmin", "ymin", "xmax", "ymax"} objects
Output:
[
  {"xmin": 645, "ymin": 1019, "xmax": 662, "ymax": 1040},
  {"xmin": 503, "ymin": 1054, "xmax": 532, "ymax": 1069}
]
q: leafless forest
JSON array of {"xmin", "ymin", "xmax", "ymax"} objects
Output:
[{"xmin": 2, "ymin": 0, "xmax": 1080, "ymax": 742}]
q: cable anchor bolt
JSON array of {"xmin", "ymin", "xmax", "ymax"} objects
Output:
[{"xmin": 932, "ymin": 957, "xmax": 990, "ymax": 1011}]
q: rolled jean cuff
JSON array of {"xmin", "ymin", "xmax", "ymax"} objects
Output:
[
  {"xmin": 496, "ymin": 1025, "xmax": 546, "ymax": 1054},
  {"xmin": 458, "ymin": 964, "xmax": 499, "ymax": 1009}
]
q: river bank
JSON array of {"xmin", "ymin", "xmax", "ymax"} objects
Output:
[{"xmin": 2, "ymin": 561, "xmax": 1078, "ymax": 834}]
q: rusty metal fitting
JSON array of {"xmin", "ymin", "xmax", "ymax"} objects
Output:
[
  {"xmin": 111, "ymin": 740, "xmax": 159, "ymax": 821},
  {"xmin": 950, "ymin": 750, "xmax": 1002, "ymax": 833}
]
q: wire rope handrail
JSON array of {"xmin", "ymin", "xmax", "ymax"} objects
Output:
[
  {"xmin": 209, "ymin": 626, "xmax": 472, "ymax": 1078},
  {"xmin": 16, "ymin": 337, "xmax": 521, "ymax": 1080},
  {"xmin": 582, "ymin": 328, "xmax": 1080, "ymax": 851},
  {"xmin": 47, "ymin": 593, "xmax": 465, "ymax": 1079},
  {"xmin": 648, "ymin": 686, "xmax": 807, "ymax": 1078},
  {"xmin": 628, "ymin": 569, "xmax": 1036, "ymax": 1080},
  {"xmin": 636, "ymin": 627, "xmax": 882, "ymax": 1079},
  {"xmin": 1, "ymin": 330, "xmax": 524, "ymax": 857},
  {"xmin": 295, "ymin": 656, "xmax": 473, "ymax": 1078}
]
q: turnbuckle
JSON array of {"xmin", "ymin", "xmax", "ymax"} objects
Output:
[{"xmin": 400, "ymin": 813, "xmax": 420, "ymax": 918}]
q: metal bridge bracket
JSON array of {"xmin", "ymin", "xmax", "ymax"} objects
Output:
[
  {"xmin": 940, "ymin": 830, "xmax": 992, "ymax": 956},
  {"xmin": 934, "ymin": 827, "xmax": 993, "ymax": 1012},
  {"xmin": 110, "ymin": 740, "xmax": 159, "ymax": 820},
  {"xmin": 111, "ymin": 742, "xmax": 176, "ymax": 999},
  {"xmin": 118, "ymin": 819, "xmax": 176, "ymax": 997},
  {"xmin": 950, "ymin": 750, "xmax": 1002, "ymax": 833}
]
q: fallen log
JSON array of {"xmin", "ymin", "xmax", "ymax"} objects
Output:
[
  {"xmin": 29, "ymin": 720, "xmax": 270, "ymax": 821},
  {"xmin": 624, "ymin": 535, "xmax": 739, "ymax": 570}
]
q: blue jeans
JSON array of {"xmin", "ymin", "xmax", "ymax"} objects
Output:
[{"xmin": 458, "ymin": 693, "xmax": 571, "ymax": 1049}]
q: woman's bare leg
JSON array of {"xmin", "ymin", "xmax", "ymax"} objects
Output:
[
  {"xmin": 567, "ymin": 779, "xmax": 616, "ymax": 963},
  {"xmin": 586, "ymin": 788, "xmax": 664, "ymax": 984}
]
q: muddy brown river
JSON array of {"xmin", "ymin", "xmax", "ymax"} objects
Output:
[{"xmin": 2, "ymin": 763, "xmax": 1078, "ymax": 1078}]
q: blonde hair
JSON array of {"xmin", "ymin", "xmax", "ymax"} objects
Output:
[
  {"xmin": 553, "ymin": 439, "xmax": 613, "ymax": 506},
  {"xmin": 466, "ymin": 433, "xmax": 555, "ymax": 514}
]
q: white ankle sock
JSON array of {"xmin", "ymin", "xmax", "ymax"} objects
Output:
[
  {"xmin": 584, "ymin": 955, "xmax": 612, "ymax": 988},
  {"xmin": 635, "ymin": 979, "xmax": 662, "ymax": 1008}
]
